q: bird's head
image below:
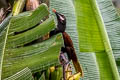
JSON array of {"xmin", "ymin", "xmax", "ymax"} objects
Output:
[
  {"xmin": 52, "ymin": 9, "xmax": 66, "ymax": 32},
  {"xmin": 52, "ymin": 9, "xmax": 66, "ymax": 24}
]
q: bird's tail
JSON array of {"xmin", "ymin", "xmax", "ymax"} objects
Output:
[{"xmin": 72, "ymin": 60, "xmax": 84, "ymax": 77}]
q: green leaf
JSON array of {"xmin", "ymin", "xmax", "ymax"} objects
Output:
[
  {"xmin": 75, "ymin": 0, "xmax": 104, "ymax": 52},
  {"xmin": 4, "ymin": 67, "xmax": 34, "ymax": 80},
  {"xmin": 0, "ymin": 3, "xmax": 63, "ymax": 79},
  {"xmin": 96, "ymin": 0, "xmax": 120, "ymax": 74},
  {"xmin": 12, "ymin": 0, "xmax": 26, "ymax": 16},
  {"xmin": 9, "ymin": 3, "xmax": 49, "ymax": 33},
  {"xmin": 2, "ymin": 33, "xmax": 63, "ymax": 79},
  {"xmin": 39, "ymin": 72, "xmax": 45, "ymax": 80},
  {"xmin": 50, "ymin": 67, "xmax": 62, "ymax": 80},
  {"xmin": 7, "ymin": 17, "xmax": 55, "ymax": 48},
  {"xmin": 75, "ymin": 0, "xmax": 120, "ymax": 80}
]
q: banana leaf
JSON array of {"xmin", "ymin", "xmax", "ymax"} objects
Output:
[
  {"xmin": 39, "ymin": 72, "xmax": 45, "ymax": 80},
  {"xmin": 49, "ymin": 0, "xmax": 100, "ymax": 80},
  {"xmin": 75, "ymin": 0, "xmax": 120, "ymax": 80},
  {"xmin": 4, "ymin": 67, "xmax": 34, "ymax": 80},
  {"xmin": 12, "ymin": 0, "xmax": 26, "ymax": 16},
  {"xmin": 0, "ymin": 14, "xmax": 12, "ymax": 33},
  {"xmin": 0, "ymin": 3, "xmax": 63, "ymax": 79},
  {"xmin": 96, "ymin": 0, "xmax": 120, "ymax": 74}
]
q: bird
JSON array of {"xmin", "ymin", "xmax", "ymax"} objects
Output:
[
  {"xmin": 50, "ymin": 9, "xmax": 66, "ymax": 37},
  {"xmin": 50, "ymin": 9, "xmax": 84, "ymax": 77}
]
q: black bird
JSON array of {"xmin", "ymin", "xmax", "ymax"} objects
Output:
[
  {"xmin": 50, "ymin": 9, "xmax": 84, "ymax": 77},
  {"xmin": 50, "ymin": 9, "xmax": 66, "ymax": 37}
]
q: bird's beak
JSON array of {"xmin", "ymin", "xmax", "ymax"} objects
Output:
[
  {"xmin": 52, "ymin": 8, "xmax": 64, "ymax": 21},
  {"xmin": 52, "ymin": 8, "xmax": 56, "ymax": 13},
  {"xmin": 52, "ymin": 8, "xmax": 59, "ymax": 16}
]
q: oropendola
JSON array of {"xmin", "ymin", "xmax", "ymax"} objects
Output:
[{"xmin": 50, "ymin": 9, "xmax": 84, "ymax": 77}]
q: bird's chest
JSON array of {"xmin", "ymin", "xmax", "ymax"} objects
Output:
[{"xmin": 62, "ymin": 32, "xmax": 73, "ymax": 47}]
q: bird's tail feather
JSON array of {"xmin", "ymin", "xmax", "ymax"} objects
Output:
[{"xmin": 72, "ymin": 60, "xmax": 84, "ymax": 77}]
